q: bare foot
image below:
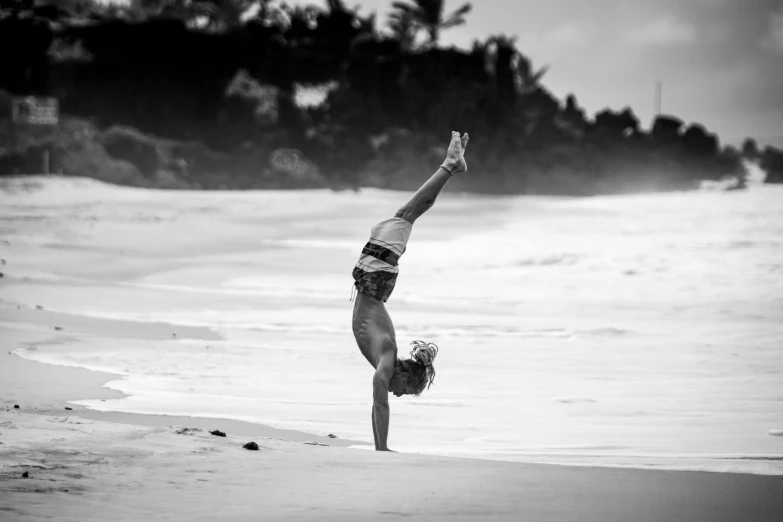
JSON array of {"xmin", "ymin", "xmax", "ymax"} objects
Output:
[{"xmin": 443, "ymin": 131, "xmax": 469, "ymax": 174}]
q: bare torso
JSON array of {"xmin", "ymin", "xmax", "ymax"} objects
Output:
[{"xmin": 352, "ymin": 292, "xmax": 397, "ymax": 368}]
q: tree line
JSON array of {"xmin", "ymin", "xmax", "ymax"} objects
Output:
[{"xmin": 1, "ymin": 0, "xmax": 778, "ymax": 193}]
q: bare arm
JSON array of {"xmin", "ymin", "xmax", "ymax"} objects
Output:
[
  {"xmin": 372, "ymin": 350, "xmax": 395, "ymax": 451},
  {"xmin": 371, "ymin": 409, "xmax": 380, "ymax": 450}
]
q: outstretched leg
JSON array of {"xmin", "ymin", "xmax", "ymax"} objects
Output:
[{"xmin": 395, "ymin": 131, "xmax": 469, "ymax": 224}]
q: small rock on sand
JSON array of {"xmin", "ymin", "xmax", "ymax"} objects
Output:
[
  {"xmin": 65, "ymin": 407, "xmax": 73, "ymax": 411},
  {"xmin": 769, "ymin": 429, "xmax": 783, "ymax": 436},
  {"xmin": 35, "ymin": 305, "xmax": 44, "ymax": 310},
  {"xmin": 22, "ymin": 471, "xmax": 29, "ymax": 478},
  {"xmin": 173, "ymin": 427, "xmax": 200, "ymax": 435},
  {"xmin": 328, "ymin": 434, "xmax": 337, "ymax": 438},
  {"xmin": 210, "ymin": 430, "xmax": 226, "ymax": 437},
  {"xmin": 243, "ymin": 442, "xmax": 259, "ymax": 451},
  {"xmin": 0, "ymin": 273, "xmax": 4, "ymax": 278},
  {"xmin": 13, "ymin": 405, "xmax": 19, "ymax": 409},
  {"xmin": 54, "ymin": 326, "xmax": 63, "ymax": 331}
]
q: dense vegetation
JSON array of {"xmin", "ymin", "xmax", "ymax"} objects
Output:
[{"xmin": 1, "ymin": 0, "xmax": 779, "ymax": 193}]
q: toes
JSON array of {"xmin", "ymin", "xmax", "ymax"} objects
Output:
[{"xmin": 461, "ymin": 133, "xmax": 469, "ymax": 149}]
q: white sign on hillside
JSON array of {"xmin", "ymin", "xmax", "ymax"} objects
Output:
[{"xmin": 11, "ymin": 96, "xmax": 59, "ymax": 125}]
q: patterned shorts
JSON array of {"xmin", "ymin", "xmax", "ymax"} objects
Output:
[{"xmin": 352, "ymin": 217, "xmax": 412, "ymax": 303}]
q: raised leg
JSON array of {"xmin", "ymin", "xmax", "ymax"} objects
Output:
[{"xmin": 395, "ymin": 131, "xmax": 469, "ymax": 224}]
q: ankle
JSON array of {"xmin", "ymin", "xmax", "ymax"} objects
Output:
[
  {"xmin": 440, "ymin": 164, "xmax": 454, "ymax": 176},
  {"xmin": 442, "ymin": 159, "xmax": 465, "ymax": 174}
]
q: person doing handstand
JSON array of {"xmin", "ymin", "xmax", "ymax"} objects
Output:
[{"xmin": 351, "ymin": 131, "xmax": 469, "ymax": 451}]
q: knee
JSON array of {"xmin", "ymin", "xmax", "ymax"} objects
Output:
[
  {"xmin": 394, "ymin": 205, "xmax": 415, "ymax": 223},
  {"xmin": 395, "ymin": 203, "xmax": 428, "ymax": 224}
]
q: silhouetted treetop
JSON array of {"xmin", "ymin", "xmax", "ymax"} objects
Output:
[{"xmin": 390, "ymin": 0, "xmax": 471, "ymax": 46}]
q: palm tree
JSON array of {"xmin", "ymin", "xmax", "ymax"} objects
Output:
[
  {"xmin": 387, "ymin": 5, "xmax": 417, "ymax": 51},
  {"xmin": 389, "ymin": 0, "xmax": 471, "ymax": 46},
  {"xmin": 484, "ymin": 34, "xmax": 548, "ymax": 96}
]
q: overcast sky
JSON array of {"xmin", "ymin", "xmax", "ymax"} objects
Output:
[{"xmin": 342, "ymin": 0, "xmax": 783, "ymax": 148}]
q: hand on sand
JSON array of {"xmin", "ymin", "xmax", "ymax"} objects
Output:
[{"xmin": 442, "ymin": 131, "xmax": 469, "ymax": 175}]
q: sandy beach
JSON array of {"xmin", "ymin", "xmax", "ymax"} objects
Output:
[
  {"xmin": 7, "ymin": 305, "xmax": 780, "ymax": 522},
  {"xmin": 2, "ymin": 358, "xmax": 783, "ymax": 521},
  {"xmin": 2, "ymin": 176, "xmax": 783, "ymax": 519}
]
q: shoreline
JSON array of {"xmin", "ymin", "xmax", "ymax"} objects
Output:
[
  {"xmin": 0, "ymin": 297, "xmax": 367, "ymax": 448},
  {"xmin": 2, "ymin": 270, "xmax": 782, "ymax": 476},
  {"xmin": 3, "ymin": 352, "xmax": 366, "ymax": 448},
  {"xmin": 3, "ymin": 352, "xmax": 783, "ymax": 521},
  {"xmin": 7, "ymin": 351, "xmax": 783, "ymax": 476}
]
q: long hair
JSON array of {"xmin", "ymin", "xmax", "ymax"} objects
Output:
[{"xmin": 395, "ymin": 341, "xmax": 438, "ymax": 395}]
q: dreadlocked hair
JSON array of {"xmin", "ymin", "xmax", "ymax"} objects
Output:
[{"xmin": 394, "ymin": 341, "xmax": 439, "ymax": 396}]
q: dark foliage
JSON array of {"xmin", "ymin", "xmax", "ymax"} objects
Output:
[
  {"xmin": 0, "ymin": 0, "xmax": 749, "ymax": 193},
  {"xmin": 761, "ymin": 147, "xmax": 783, "ymax": 184}
]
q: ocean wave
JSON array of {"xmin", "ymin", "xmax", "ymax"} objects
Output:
[
  {"xmin": 576, "ymin": 327, "xmax": 633, "ymax": 337},
  {"xmin": 256, "ymin": 238, "xmax": 361, "ymax": 251},
  {"xmin": 243, "ymin": 324, "xmax": 577, "ymax": 339},
  {"xmin": 484, "ymin": 253, "xmax": 582, "ymax": 269},
  {"xmin": 394, "ymin": 325, "xmax": 574, "ymax": 338},
  {"xmin": 30, "ymin": 306, "xmax": 591, "ymax": 339},
  {"xmin": 552, "ymin": 397, "xmax": 597, "ymax": 404},
  {"xmin": 26, "ymin": 299, "xmax": 634, "ymax": 341},
  {"xmin": 122, "ymin": 282, "xmax": 340, "ymax": 301},
  {"xmin": 14, "ymin": 349, "xmax": 131, "ymax": 378}
]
